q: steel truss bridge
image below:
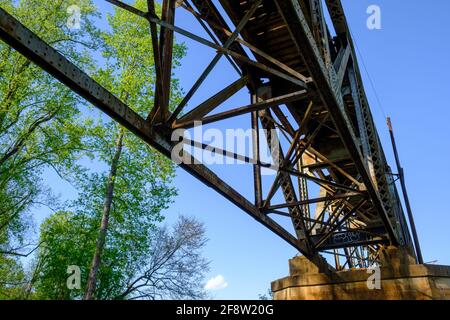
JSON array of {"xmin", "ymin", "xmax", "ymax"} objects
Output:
[{"xmin": 0, "ymin": 0, "xmax": 422, "ymax": 270}]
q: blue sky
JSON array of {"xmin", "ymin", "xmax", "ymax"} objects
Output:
[{"xmin": 35, "ymin": 0, "xmax": 450, "ymax": 299}]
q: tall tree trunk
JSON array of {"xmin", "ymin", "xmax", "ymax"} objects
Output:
[
  {"xmin": 24, "ymin": 253, "xmax": 45, "ymax": 299},
  {"xmin": 84, "ymin": 126, "xmax": 125, "ymax": 300}
]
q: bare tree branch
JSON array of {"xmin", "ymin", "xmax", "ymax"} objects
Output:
[{"xmin": 118, "ymin": 216, "xmax": 210, "ymax": 300}]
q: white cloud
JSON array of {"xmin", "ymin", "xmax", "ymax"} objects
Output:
[{"xmin": 204, "ymin": 275, "xmax": 228, "ymax": 290}]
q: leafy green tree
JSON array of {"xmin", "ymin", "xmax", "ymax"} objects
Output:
[
  {"xmin": 32, "ymin": 0, "xmax": 201, "ymax": 300},
  {"xmin": 0, "ymin": 0, "xmax": 100, "ymax": 298},
  {"xmin": 82, "ymin": 0, "xmax": 185, "ymax": 300},
  {"xmin": 35, "ymin": 212, "xmax": 209, "ymax": 300},
  {"xmin": 0, "ymin": 255, "xmax": 27, "ymax": 299}
]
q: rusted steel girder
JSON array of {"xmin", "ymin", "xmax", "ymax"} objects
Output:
[
  {"xmin": 0, "ymin": 6, "xmax": 307, "ymax": 254},
  {"xmin": 325, "ymin": 0, "xmax": 411, "ymax": 246},
  {"xmin": 0, "ymin": 0, "xmax": 417, "ymax": 269},
  {"xmin": 272, "ymin": 0, "xmax": 399, "ymax": 245}
]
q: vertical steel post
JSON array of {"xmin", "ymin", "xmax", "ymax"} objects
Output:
[
  {"xmin": 387, "ymin": 117, "xmax": 424, "ymax": 264},
  {"xmin": 252, "ymin": 108, "xmax": 263, "ymax": 207}
]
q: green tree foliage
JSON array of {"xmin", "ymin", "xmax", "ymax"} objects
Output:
[
  {"xmin": 31, "ymin": 0, "xmax": 207, "ymax": 300},
  {"xmin": 35, "ymin": 212, "xmax": 209, "ymax": 300},
  {"xmin": 0, "ymin": 0, "xmax": 100, "ymax": 299}
]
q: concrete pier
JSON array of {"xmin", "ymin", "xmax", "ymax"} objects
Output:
[{"xmin": 272, "ymin": 247, "xmax": 450, "ymax": 300}]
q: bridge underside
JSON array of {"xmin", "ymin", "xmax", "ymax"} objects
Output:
[{"xmin": 0, "ymin": 0, "xmax": 417, "ymax": 270}]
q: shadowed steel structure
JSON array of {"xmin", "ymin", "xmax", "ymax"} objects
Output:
[{"xmin": 0, "ymin": 0, "xmax": 421, "ymax": 270}]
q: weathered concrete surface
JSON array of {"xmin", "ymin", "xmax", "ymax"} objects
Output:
[{"xmin": 272, "ymin": 247, "xmax": 450, "ymax": 300}]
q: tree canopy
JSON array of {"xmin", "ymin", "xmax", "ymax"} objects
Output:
[{"xmin": 0, "ymin": 0, "xmax": 209, "ymax": 300}]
